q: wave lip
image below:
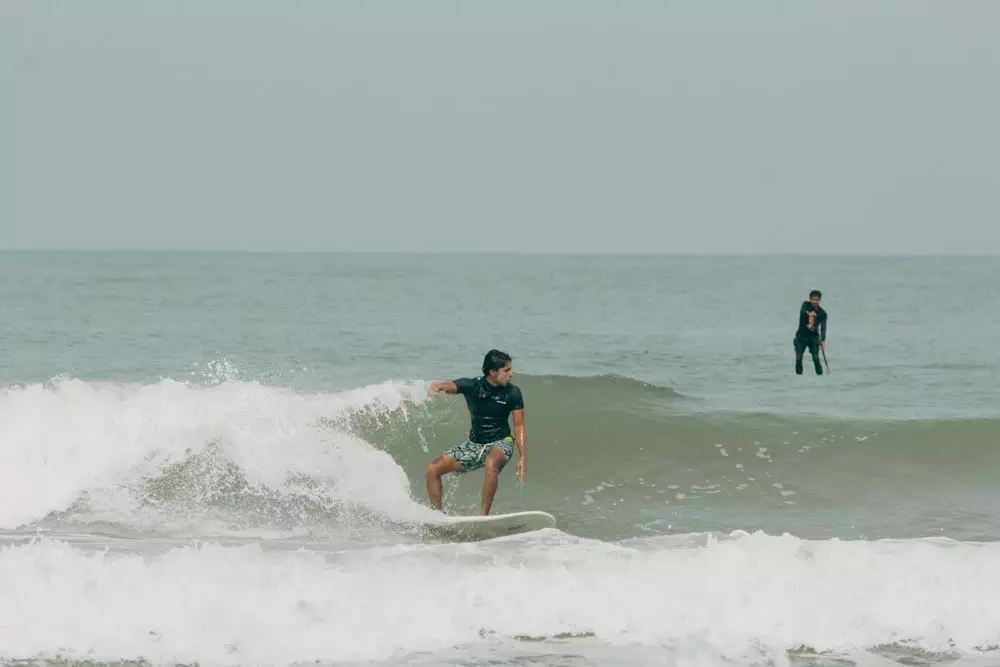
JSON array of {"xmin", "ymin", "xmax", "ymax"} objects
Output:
[
  {"xmin": 0, "ymin": 376, "xmax": 435, "ymax": 531},
  {"xmin": 521, "ymin": 372, "xmax": 686, "ymax": 398}
]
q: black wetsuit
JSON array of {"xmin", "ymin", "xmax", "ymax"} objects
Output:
[
  {"xmin": 454, "ymin": 376, "xmax": 525, "ymax": 444},
  {"xmin": 794, "ymin": 301, "xmax": 827, "ymax": 375}
]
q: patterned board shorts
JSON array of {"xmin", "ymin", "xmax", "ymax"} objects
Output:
[{"xmin": 442, "ymin": 436, "xmax": 515, "ymax": 473}]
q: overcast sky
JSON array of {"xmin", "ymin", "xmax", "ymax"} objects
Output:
[{"xmin": 3, "ymin": 1, "xmax": 999, "ymax": 254}]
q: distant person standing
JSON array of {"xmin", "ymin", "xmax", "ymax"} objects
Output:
[{"xmin": 794, "ymin": 290, "xmax": 827, "ymax": 375}]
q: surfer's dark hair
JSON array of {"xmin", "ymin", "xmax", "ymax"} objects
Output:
[
  {"xmin": 809, "ymin": 290, "xmax": 822, "ymax": 299},
  {"xmin": 483, "ymin": 349, "xmax": 512, "ymax": 375}
]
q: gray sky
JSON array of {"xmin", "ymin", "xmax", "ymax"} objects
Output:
[{"xmin": 4, "ymin": 1, "xmax": 999, "ymax": 254}]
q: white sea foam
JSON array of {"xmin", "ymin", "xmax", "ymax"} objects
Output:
[
  {"xmin": 0, "ymin": 531, "xmax": 998, "ymax": 665},
  {"xmin": 0, "ymin": 377, "xmax": 436, "ymax": 530}
]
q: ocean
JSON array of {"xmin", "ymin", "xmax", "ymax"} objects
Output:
[{"xmin": 1, "ymin": 251, "xmax": 998, "ymax": 667}]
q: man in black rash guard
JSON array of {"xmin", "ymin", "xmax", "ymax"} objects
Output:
[
  {"xmin": 794, "ymin": 289, "xmax": 827, "ymax": 375},
  {"xmin": 425, "ymin": 349, "xmax": 526, "ymax": 515}
]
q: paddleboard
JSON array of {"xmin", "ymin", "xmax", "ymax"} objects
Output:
[{"xmin": 422, "ymin": 510, "xmax": 556, "ymax": 541}]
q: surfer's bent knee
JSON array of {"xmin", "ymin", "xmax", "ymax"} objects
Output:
[{"xmin": 427, "ymin": 455, "xmax": 459, "ymax": 476}]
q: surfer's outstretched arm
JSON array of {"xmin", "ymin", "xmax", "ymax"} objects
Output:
[
  {"xmin": 429, "ymin": 381, "xmax": 458, "ymax": 394},
  {"xmin": 512, "ymin": 409, "xmax": 526, "ymax": 483}
]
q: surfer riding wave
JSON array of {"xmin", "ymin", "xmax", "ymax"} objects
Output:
[{"xmin": 425, "ymin": 349, "xmax": 526, "ymax": 515}]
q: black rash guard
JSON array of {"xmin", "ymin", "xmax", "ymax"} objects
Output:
[{"xmin": 453, "ymin": 376, "xmax": 525, "ymax": 444}]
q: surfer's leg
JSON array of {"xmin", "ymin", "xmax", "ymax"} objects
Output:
[
  {"xmin": 480, "ymin": 438, "xmax": 514, "ymax": 516},
  {"xmin": 480, "ymin": 447, "xmax": 507, "ymax": 516},
  {"xmin": 425, "ymin": 454, "xmax": 461, "ymax": 511}
]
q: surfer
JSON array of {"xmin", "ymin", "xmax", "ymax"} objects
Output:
[
  {"xmin": 425, "ymin": 349, "xmax": 526, "ymax": 515},
  {"xmin": 794, "ymin": 290, "xmax": 827, "ymax": 375}
]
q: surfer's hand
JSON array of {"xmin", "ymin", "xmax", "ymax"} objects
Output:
[
  {"xmin": 516, "ymin": 458, "xmax": 526, "ymax": 484},
  {"xmin": 820, "ymin": 341, "xmax": 826, "ymax": 351}
]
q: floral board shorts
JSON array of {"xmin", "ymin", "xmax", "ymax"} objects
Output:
[{"xmin": 442, "ymin": 436, "xmax": 515, "ymax": 473}]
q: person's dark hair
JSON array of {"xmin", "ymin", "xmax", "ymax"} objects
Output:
[
  {"xmin": 482, "ymin": 349, "xmax": 512, "ymax": 375},
  {"xmin": 809, "ymin": 290, "xmax": 822, "ymax": 299}
]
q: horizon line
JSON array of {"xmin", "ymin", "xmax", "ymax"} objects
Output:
[{"xmin": 1, "ymin": 248, "xmax": 999, "ymax": 258}]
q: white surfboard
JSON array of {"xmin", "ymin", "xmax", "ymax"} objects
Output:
[{"xmin": 422, "ymin": 510, "xmax": 556, "ymax": 541}]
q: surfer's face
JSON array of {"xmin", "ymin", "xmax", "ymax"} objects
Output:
[
  {"xmin": 809, "ymin": 295, "xmax": 821, "ymax": 308},
  {"xmin": 489, "ymin": 363, "xmax": 513, "ymax": 386}
]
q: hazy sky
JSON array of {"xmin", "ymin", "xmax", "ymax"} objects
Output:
[{"xmin": 4, "ymin": 1, "xmax": 999, "ymax": 254}]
